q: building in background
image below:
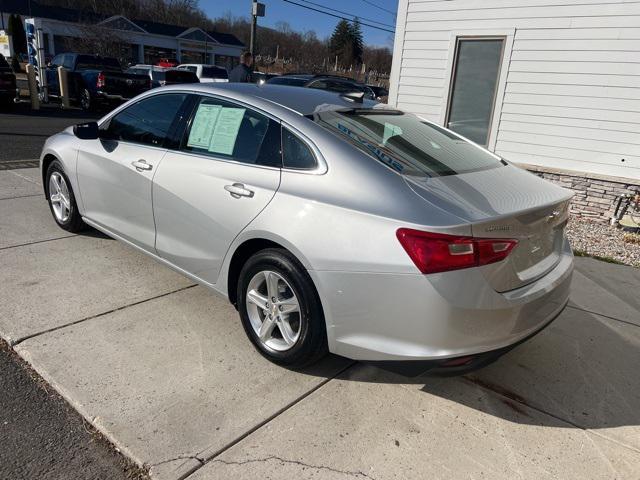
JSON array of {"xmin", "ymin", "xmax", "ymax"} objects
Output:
[
  {"xmin": 0, "ymin": 0, "xmax": 244, "ymax": 70},
  {"xmin": 389, "ymin": 0, "xmax": 640, "ymax": 222}
]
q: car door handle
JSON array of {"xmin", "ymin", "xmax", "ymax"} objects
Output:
[
  {"xmin": 131, "ymin": 159, "xmax": 153, "ymax": 171},
  {"xmin": 224, "ymin": 183, "xmax": 254, "ymax": 198}
]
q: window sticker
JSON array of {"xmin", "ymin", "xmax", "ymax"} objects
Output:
[
  {"xmin": 187, "ymin": 104, "xmax": 222, "ymax": 149},
  {"xmin": 208, "ymin": 107, "xmax": 245, "ymax": 155},
  {"xmin": 337, "ymin": 122, "xmax": 404, "ymax": 173},
  {"xmin": 383, "ymin": 123, "xmax": 402, "ymax": 145}
]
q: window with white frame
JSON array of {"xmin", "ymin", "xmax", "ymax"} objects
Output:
[{"xmin": 445, "ymin": 37, "xmax": 505, "ymax": 146}]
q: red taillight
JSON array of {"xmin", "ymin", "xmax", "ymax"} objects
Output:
[
  {"xmin": 96, "ymin": 72, "xmax": 105, "ymax": 89},
  {"xmin": 396, "ymin": 228, "xmax": 517, "ymax": 274}
]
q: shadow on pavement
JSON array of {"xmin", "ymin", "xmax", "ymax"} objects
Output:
[{"xmin": 339, "ymin": 306, "xmax": 639, "ymax": 434}]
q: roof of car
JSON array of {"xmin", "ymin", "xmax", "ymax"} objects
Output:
[{"xmin": 168, "ymin": 83, "xmax": 377, "ymax": 115}]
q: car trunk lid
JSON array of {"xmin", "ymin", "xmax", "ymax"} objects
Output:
[{"xmin": 405, "ymin": 164, "xmax": 573, "ymax": 292}]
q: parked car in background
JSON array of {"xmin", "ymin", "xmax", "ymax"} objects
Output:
[
  {"xmin": 264, "ymin": 73, "xmax": 312, "ymax": 87},
  {"xmin": 177, "ymin": 64, "xmax": 228, "ymax": 83},
  {"xmin": 367, "ymin": 85, "xmax": 389, "ymax": 102},
  {"xmin": 45, "ymin": 53, "xmax": 150, "ymax": 111},
  {"xmin": 126, "ymin": 65, "xmax": 199, "ymax": 88},
  {"xmin": 267, "ymin": 74, "xmax": 376, "ymax": 100},
  {"xmin": 0, "ymin": 54, "xmax": 17, "ymax": 108},
  {"xmin": 251, "ymin": 71, "xmax": 278, "ymax": 85},
  {"xmin": 40, "ymin": 83, "xmax": 573, "ymax": 372}
]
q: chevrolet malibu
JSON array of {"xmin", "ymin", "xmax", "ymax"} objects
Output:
[{"xmin": 40, "ymin": 84, "xmax": 573, "ymax": 372}]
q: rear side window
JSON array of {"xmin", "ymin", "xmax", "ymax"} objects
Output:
[
  {"xmin": 103, "ymin": 93, "xmax": 187, "ymax": 146},
  {"xmin": 183, "ymin": 96, "xmax": 281, "ymax": 167},
  {"xmin": 282, "ymin": 128, "xmax": 316, "ymax": 170}
]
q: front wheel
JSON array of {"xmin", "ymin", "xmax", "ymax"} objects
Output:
[
  {"xmin": 45, "ymin": 160, "xmax": 86, "ymax": 232},
  {"xmin": 237, "ymin": 249, "xmax": 328, "ymax": 367}
]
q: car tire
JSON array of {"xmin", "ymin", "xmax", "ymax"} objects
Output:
[
  {"xmin": 237, "ymin": 248, "xmax": 328, "ymax": 367},
  {"xmin": 45, "ymin": 160, "xmax": 86, "ymax": 232},
  {"xmin": 80, "ymin": 89, "xmax": 92, "ymax": 111}
]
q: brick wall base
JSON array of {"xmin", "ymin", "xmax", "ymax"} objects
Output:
[{"xmin": 523, "ymin": 165, "xmax": 640, "ymax": 223}]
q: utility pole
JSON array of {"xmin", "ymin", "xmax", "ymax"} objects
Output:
[{"xmin": 249, "ymin": 1, "xmax": 265, "ymax": 56}]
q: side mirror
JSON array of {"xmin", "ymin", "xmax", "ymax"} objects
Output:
[{"xmin": 73, "ymin": 122, "xmax": 99, "ymax": 140}]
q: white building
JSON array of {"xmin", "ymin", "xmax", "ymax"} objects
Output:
[
  {"xmin": 389, "ymin": 0, "xmax": 640, "ymax": 220},
  {"xmin": 1, "ymin": 0, "xmax": 244, "ymax": 69}
]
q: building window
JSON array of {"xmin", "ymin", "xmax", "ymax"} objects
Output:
[{"xmin": 445, "ymin": 38, "xmax": 504, "ymax": 146}]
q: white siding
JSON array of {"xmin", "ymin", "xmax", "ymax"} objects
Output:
[{"xmin": 389, "ymin": 0, "xmax": 640, "ymax": 180}]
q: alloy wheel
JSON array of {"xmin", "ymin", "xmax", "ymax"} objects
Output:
[
  {"xmin": 49, "ymin": 171, "xmax": 71, "ymax": 223},
  {"xmin": 245, "ymin": 270, "xmax": 302, "ymax": 351}
]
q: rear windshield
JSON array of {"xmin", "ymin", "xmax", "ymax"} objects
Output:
[
  {"xmin": 76, "ymin": 55, "xmax": 121, "ymax": 71},
  {"xmin": 127, "ymin": 68, "xmax": 149, "ymax": 76},
  {"xmin": 202, "ymin": 67, "xmax": 228, "ymax": 79},
  {"xmin": 312, "ymin": 109, "xmax": 503, "ymax": 178}
]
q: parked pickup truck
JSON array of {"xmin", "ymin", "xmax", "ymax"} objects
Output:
[{"xmin": 45, "ymin": 53, "xmax": 150, "ymax": 110}]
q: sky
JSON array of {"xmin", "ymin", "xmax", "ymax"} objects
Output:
[{"xmin": 201, "ymin": 0, "xmax": 398, "ymax": 48}]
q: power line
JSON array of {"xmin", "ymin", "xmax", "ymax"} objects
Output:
[
  {"xmin": 297, "ymin": 0, "xmax": 395, "ymax": 29},
  {"xmin": 360, "ymin": 0, "xmax": 397, "ymax": 17},
  {"xmin": 279, "ymin": 0, "xmax": 395, "ymax": 33}
]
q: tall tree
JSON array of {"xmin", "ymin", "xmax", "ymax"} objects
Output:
[
  {"xmin": 329, "ymin": 19, "xmax": 352, "ymax": 67},
  {"xmin": 350, "ymin": 18, "xmax": 364, "ymax": 65}
]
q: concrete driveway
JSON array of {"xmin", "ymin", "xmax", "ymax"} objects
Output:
[{"xmin": 1, "ymin": 168, "xmax": 639, "ymax": 480}]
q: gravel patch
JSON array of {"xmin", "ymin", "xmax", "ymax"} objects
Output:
[{"xmin": 566, "ymin": 217, "xmax": 640, "ymax": 268}]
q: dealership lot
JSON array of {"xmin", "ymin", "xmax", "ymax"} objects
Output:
[{"xmin": 0, "ymin": 165, "xmax": 638, "ymax": 480}]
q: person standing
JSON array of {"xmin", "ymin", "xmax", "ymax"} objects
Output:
[{"xmin": 228, "ymin": 51, "xmax": 253, "ymax": 83}]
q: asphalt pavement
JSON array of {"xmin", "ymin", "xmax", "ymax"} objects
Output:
[
  {"xmin": 0, "ymin": 102, "xmax": 96, "ymax": 169},
  {"xmin": 0, "ymin": 340, "xmax": 147, "ymax": 480}
]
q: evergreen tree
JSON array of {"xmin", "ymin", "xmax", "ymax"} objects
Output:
[
  {"xmin": 350, "ymin": 18, "xmax": 364, "ymax": 65},
  {"xmin": 329, "ymin": 19, "xmax": 352, "ymax": 68}
]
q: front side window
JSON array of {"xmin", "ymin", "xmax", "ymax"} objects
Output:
[
  {"xmin": 282, "ymin": 128, "xmax": 316, "ymax": 170},
  {"xmin": 50, "ymin": 55, "xmax": 63, "ymax": 67},
  {"xmin": 183, "ymin": 96, "xmax": 281, "ymax": 167},
  {"xmin": 62, "ymin": 55, "xmax": 74, "ymax": 69},
  {"xmin": 446, "ymin": 38, "xmax": 505, "ymax": 146},
  {"xmin": 104, "ymin": 93, "xmax": 187, "ymax": 146},
  {"xmin": 313, "ymin": 109, "xmax": 502, "ymax": 178}
]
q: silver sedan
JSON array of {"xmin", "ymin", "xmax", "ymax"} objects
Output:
[{"xmin": 40, "ymin": 83, "xmax": 573, "ymax": 372}]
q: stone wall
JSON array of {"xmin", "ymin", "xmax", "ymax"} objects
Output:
[{"xmin": 526, "ymin": 166, "xmax": 640, "ymax": 223}]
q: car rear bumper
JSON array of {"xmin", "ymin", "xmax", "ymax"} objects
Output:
[{"xmin": 310, "ymin": 237, "xmax": 573, "ymax": 362}]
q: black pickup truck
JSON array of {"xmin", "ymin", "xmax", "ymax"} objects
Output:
[{"xmin": 45, "ymin": 53, "xmax": 150, "ymax": 110}]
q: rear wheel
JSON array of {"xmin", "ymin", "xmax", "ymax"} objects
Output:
[
  {"xmin": 45, "ymin": 160, "xmax": 86, "ymax": 232},
  {"xmin": 237, "ymin": 249, "xmax": 327, "ymax": 367},
  {"xmin": 79, "ymin": 89, "xmax": 92, "ymax": 111}
]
